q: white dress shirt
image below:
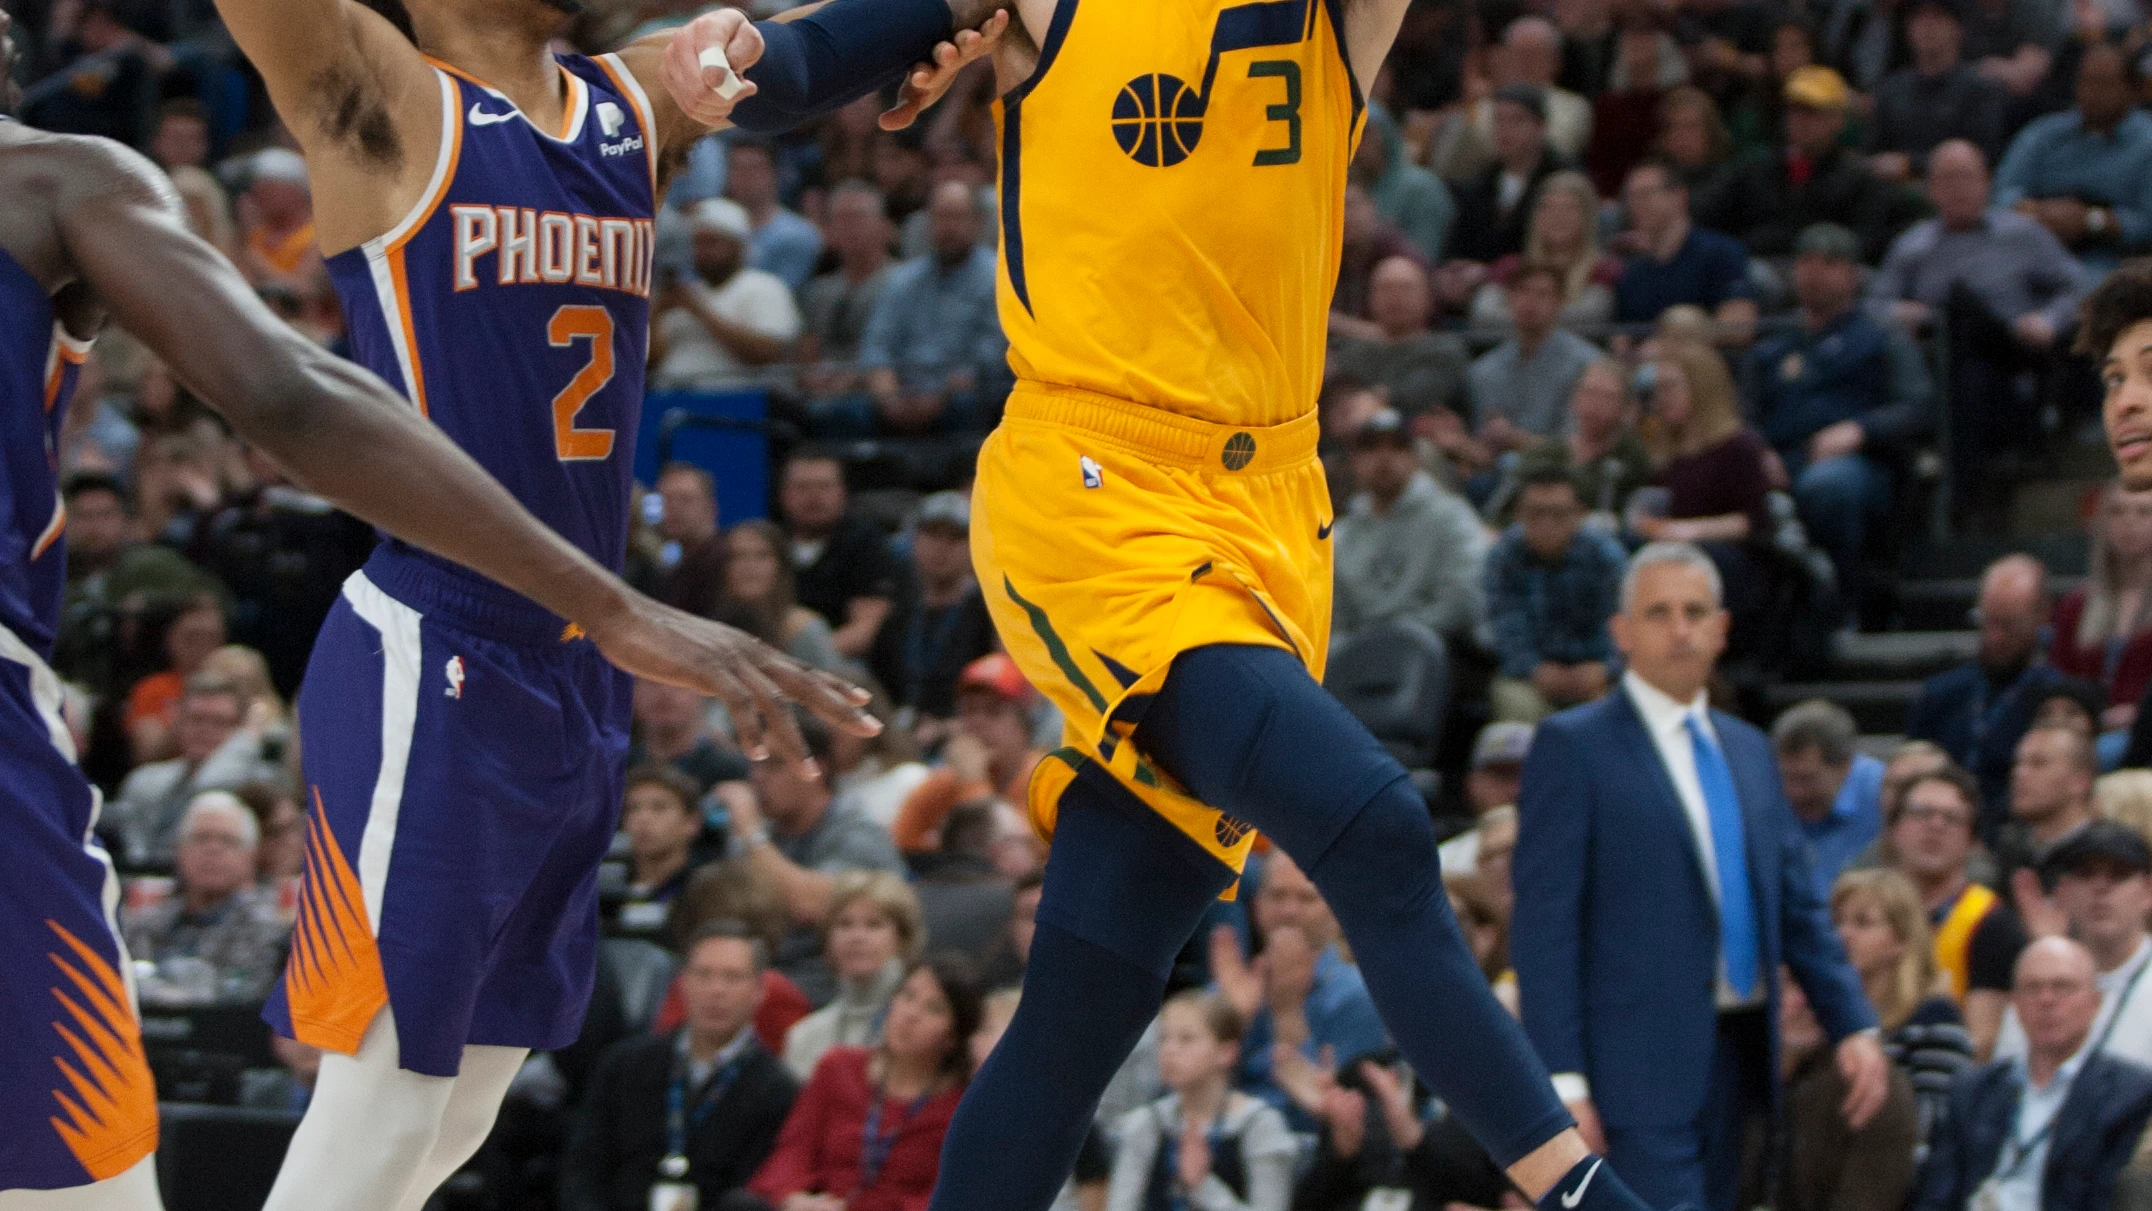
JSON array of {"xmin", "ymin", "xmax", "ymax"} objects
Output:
[
  {"xmin": 1551, "ymin": 672, "xmax": 1762, "ymax": 1103},
  {"xmin": 1622, "ymin": 672, "xmax": 1763, "ymax": 1010}
]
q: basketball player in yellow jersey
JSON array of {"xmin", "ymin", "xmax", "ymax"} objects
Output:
[{"xmin": 926, "ymin": 5, "xmax": 1672, "ymax": 1211}]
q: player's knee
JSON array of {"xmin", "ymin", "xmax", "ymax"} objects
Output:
[{"xmin": 1309, "ymin": 773, "xmax": 1442, "ymax": 906}]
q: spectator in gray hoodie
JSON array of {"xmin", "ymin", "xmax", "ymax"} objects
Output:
[{"xmin": 1331, "ymin": 411, "xmax": 1489, "ymax": 654}]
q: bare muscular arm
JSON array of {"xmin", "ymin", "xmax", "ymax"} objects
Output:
[
  {"xmin": 51, "ymin": 135, "xmax": 873, "ymax": 762},
  {"xmin": 206, "ymin": 0, "xmax": 440, "ymax": 252}
]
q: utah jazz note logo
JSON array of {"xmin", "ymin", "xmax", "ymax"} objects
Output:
[{"xmin": 1109, "ymin": 0, "xmax": 1313, "ymax": 169}]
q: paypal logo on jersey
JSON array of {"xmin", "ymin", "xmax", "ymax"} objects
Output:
[{"xmin": 594, "ymin": 99, "xmax": 645, "ymax": 158}]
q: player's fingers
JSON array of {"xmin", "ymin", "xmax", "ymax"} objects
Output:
[
  {"xmin": 705, "ymin": 669, "xmax": 771, "ymax": 762},
  {"xmin": 725, "ymin": 17, "xmax": 765, "ymax": 71},
  {"xmin": 764, "ymin": 658, "xmax": 881, "ymax": 735},
  {"xmin": 736, "ymin": 658, "xmax": 814, "ymax": 773}
]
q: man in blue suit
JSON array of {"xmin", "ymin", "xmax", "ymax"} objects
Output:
[{"xmin": 1513, "ymin": 542, "xmax": 1892, "ymax": 1211}]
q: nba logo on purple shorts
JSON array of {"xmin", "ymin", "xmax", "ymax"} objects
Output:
[{"xmin": 263, "ymin": 552, "xmax": 630, "ymax": 1076}]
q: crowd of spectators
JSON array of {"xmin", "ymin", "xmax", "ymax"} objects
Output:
[{"xmin": 28, "ymin": 0, "xmax": 2152, "ymax": 1208}]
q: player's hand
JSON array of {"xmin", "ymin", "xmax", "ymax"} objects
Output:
[
  {"xmin": 1836, "ymin": 1031, "xmax": 1891, "ymax": 1129},
  {"xmin": 584, "ymin": 595, "xmax": 877, "ymax": 770},
  {"xmin": 662, "ymin": 8, "xmax": 764, "ymax": 129},
  {"xmin": 879, "ymin": 9, "xmax": 1010, "ymax": 130}
]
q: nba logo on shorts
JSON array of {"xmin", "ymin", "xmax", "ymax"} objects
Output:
[
  {"xmin": 1080, "ymin": 456, "xmax": 1104, "ymax": 489},
  {"xmin": 597, "ymin": 101, "xmax": 625, "ymax": 139},
  {"xmin": 444, "ymin": 656, "xmax": 466, "ymax": 700}
]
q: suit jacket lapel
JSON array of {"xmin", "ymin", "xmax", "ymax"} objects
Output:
[{"xmin": 1607, "ymin": 691, "xmax": 1717, "ymax": 909}]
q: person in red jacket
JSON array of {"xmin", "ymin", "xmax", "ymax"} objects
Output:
[{"xmin": 740, "ymin": 955, "xmax": 983, "ymax": 1211}]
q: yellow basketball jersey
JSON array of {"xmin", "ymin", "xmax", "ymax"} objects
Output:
[{"xmin": 995, "ymin": 0, "xmax": 1364, "ymax": 429}]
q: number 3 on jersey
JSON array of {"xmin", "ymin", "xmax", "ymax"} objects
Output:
[{"xmin": 549, "ymin": 305, "xmax": 617, "ymax": 461}]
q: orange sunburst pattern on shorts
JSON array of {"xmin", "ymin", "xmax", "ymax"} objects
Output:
[
  {"xmin": 283, "ymin": 789, "xmax": 388, "ymax": 1054},
  {"xmin": 45, "ymin": 920, "xmax": 159, "ymax": 1181}
]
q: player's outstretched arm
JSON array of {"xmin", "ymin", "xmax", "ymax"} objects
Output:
[
  {"xmin": 619, "ymin": 0, "xmax": 1006, "ymax": 158},
  {"xmin": 54, "ymin": 137, "xmax": 874, "ymax": 765},
  {"xmin": 1341, "ymin": 0, "xmax": 1413, "ymax": 95},
  {"xmin": 207, "ymin": 0, "xmax": 435, "ymax": 159}
]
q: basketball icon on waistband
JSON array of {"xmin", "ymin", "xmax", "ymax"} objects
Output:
[{"xmin": 1221, "ymin": 432, "xmax": 1257, "ymax": 471}]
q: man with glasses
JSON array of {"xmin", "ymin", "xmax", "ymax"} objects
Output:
[
  {"xmin": 1912, "ymin": 938, "xmax": 2152, "ymax": 1211},
  {"xmin": 1909, "ymin": 554, "xmax": 2061, "ymax": 821},
  {"xmin": 1888, "ymin": 765, "xmax": 2028, "ymax": 1059}
]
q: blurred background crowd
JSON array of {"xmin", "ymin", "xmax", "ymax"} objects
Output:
[{"xmin": 20, "ymin": 0, "xmax": 2152, "ymax": 1206}]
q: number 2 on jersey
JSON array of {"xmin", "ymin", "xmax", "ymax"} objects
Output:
[{"xmin": 549, "ymin": 305, "xmax": 617, "ymax": 462}]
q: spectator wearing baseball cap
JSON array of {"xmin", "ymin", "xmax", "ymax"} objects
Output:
[
  {"xmin": 651, "ymin": 196, "xmax": 802, "ymax": 390},
  {"xmin": 890, "ymin": 654, "xmax": 1045, "ymax": 860},
  {"xmin": 897, "ymin": 492, "xmax": 998, "ymax": 726},
  {"xmin": 1995, "ymin": 820, "xmax": 2152, "ymax": 1070},
  {"xmin": 1699, "ymin": 64, "xmax": 1932, "ymax": 262},
  {"xmin": 1440, "ymin": 722, "xmax": 1535, "ymax": 875},
  {"xmin": 1331, "ymin": 409, "xmax": 1489, "ymax": 658}
]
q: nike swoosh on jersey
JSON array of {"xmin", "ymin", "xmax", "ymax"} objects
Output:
[
  {"xmin": 1560, "ymin": 1158, "xmax": 1604, "ymax": 1209},
  {"xmin": 1317, "ymin": 519, "xmax": 1334, "ymax": 540},
  {"xmin": 468, "ymin": 104, "xmax": 520, "ymax": 126}
]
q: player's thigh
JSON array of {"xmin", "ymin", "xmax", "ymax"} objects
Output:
[
  {"xmin": 0, "ymin": 677, "xmax": 156, "ymax": 1196},
  {"xmin": 1037, "ymin": 762, "xmax": 1238, "ymax": 978},
  {"xmin": 1136, "ymin": 643, "xmax": 1407, "ymax": 861}
]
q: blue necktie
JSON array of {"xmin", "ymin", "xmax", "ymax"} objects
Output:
[{"xmin": 1687, "ymin": 713, "xmax": 1760, "ymax": 999}]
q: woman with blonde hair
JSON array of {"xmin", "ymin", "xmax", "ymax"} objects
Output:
[
  {"xmin": 1633, "ymin": 343, "xmax": 1776, "ymax": 651},
  {"xmin": 1469, "ymin": 171, "xmax": 1622, "ymax": 331},
  {"xmin": 1831, "ymin": 869, "xmax": 1974, "ymax": 1158},
  {"xmin": 783, "ymin": 870, "xmax": 925, "ymax": 1079},
  {"xmin": 2051, "ymin": 483, "xmax": 2152, "ymax": 740},
  {"xmin": 2099, "ymin": 769, "xmax": 2152, "ymax": 852}
]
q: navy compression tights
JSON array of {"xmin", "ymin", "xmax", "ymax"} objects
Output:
[{"xmin": 925, "ymin": 644, "xmax": 1573, "ymax": 1211}]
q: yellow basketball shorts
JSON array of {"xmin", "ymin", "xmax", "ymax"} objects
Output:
[{"xmin": 972, "ymin": 383, "xmax": 1333, "ymax": 876}]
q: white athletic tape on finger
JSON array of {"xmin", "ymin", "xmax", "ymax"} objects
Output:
[{"xmin": 698, "ymin": 45, "xmax": 747, "ymax": 100}]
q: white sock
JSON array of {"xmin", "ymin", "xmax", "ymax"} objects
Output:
[{"xmin": 262, "ymin": 1009, "xmax": 523, "ymax": 1211}]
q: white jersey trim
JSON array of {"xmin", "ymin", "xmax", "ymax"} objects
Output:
[
  {"xmin": 342, "ymin": 570, "xmax": 425, "ymax": 934},
  {"xmin": 598, "ymin": 52, "xmax": 661, "ymax": 201},
  {"xmin": 367, "ymin": 70, "xmax": 462, "ymax": 260}
]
